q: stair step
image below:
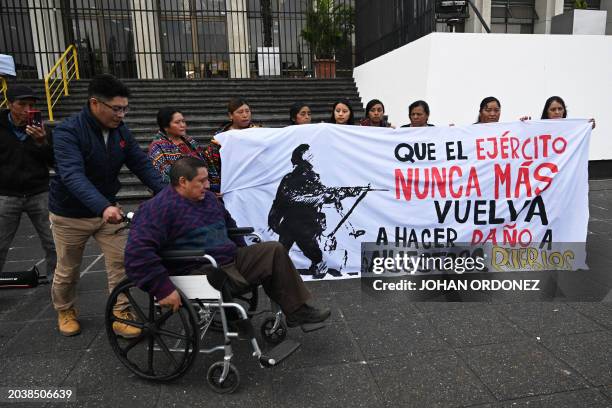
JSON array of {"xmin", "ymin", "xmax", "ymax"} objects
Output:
[
  {"xmin": 52, "ymin": 107, "xmax": 348, "ymax": 116},
  {"xmin": 54, "ymin": 96, "xmax": 364, "ymax": 105}
]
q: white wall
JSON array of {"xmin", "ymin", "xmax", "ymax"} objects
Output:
[{"xmin": 354, "ymin": 32, "xmax": 612, "ymax": 160}]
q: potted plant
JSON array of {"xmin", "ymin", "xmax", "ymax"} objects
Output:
[
  {"xmin": 301, "ymin": 0, "xmax": 354, "ymax": 78},
  {"xmin": 573, "ymin": 0, "xmax": 588, "ymax": 9}
]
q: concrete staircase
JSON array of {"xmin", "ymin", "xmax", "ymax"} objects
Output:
[{"xmin": 13, "ymin": 78, "xmax": 364, "ymax": 202}]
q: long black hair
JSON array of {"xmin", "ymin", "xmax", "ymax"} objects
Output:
[
  {"xmin": 541, "ymin": 96, "xmax": 567, "ymax": 119},
  {"xmin": 330, "ymin": 99, "xmax": 355, "ymax": 125},
  {"xmin": 476, "ymin": 96, "xmax": 501, "ymax": 123},
  {"xmin": 156, "ymin": 107, "xmax": 182, "ymax": 133},
  {"xmin": 290, "ymin": 102, "xmax": 310, "ymax": 124},
  {"xmin": 227, "ymin": 98, "xmax": 250, "ymax": 114},
  {"xmin": 365, "ymin": 99, "xmax": 385, "ymax": 119},
  {"xmin": 409, "ymin": 100, "xmax": 430, "ymax": 116}
]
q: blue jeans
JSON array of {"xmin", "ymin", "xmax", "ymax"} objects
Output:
[{"xmin": 0, "ymin": 192, "xmax": 56, "ymax": 277}]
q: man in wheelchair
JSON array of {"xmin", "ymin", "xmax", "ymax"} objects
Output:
[{"xmin": 124, "ymin": 157, "xmax": 331, "ymax": 328}]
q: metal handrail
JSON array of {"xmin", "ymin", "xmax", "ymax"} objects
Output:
[
  {"xmin": 44, "ymin": 44, "xmax": 80, "ymax": 122},
  {"xmin": 0, "ymin": 77, "xmax": 7, "ymax": 109}
]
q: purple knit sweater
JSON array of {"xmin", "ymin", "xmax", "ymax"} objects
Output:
[{"xmin": 125, "ymin": 186, "xmax": 245, "ymax": 300}]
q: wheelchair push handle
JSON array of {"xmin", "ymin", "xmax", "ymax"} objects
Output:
[
  {"xmin": 114, "ymin": 211, "xmax": 135, "ymax": 234},
  {"xmin": 122, "ymin": 212, "xmax": 135, "ymax": 224}
]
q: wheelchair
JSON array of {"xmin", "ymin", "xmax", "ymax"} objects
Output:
[{"xmin": 104, "ymin": 226, "xmax": 324, "ymax": 393}]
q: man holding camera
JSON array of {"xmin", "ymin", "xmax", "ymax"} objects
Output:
[{"xmin": 0, "ymin": 84, "xmax": 56, "ymax": 280}]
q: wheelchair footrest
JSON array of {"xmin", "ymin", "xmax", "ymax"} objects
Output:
[
  {"xmin": 259, "ymin": 339, "xmax": 300, "ymax": 367},
  {"xmin": 300, "ymin": 322, "xmax": 327, "ymax": 333}
]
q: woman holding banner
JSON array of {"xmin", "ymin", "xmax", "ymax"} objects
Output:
[
  {"xmin": 401, "ymin": 100, "xmax": 435, "ymax": 128},
  {"xmin": 289, "ymin": 102, "xmax": 312, "ymax": 125},
  {"xmin": 519, "ymin": 96, "xmax": 596, "ymax": 129},
  {"xmin": 475, "ymin": 96, "xmax": 501, "ymax": 124},
  {"xmin": 205, "ymin": 98, "xmax": 260, "ymax": 193},
  {"xmin": 540, "ymin": 96, "xmax": 596, "ymax": 129},
  {"xmin": 329, "ymin": 99, "xmax": 355, "ymax": 125},
  {"xmin": 359, "ymin": 99, "xmax": 393, "ymax": 127}
]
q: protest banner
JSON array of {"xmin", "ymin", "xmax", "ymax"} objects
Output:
[{"xmin": 216, "ymin": 120, "xmax": 591, "ymax": 280}]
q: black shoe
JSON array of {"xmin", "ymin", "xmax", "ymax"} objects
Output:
[{"xmin": 286, "ymin": 304, "xmax": 331, "ymax": 328}]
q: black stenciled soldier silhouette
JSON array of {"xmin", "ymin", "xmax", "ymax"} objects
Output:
[{"xmin": 268, "ymin": 144, "xmax": 386, "ymax": 279}]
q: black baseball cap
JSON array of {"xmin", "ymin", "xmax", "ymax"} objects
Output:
[{"xmin": 6, "ymin": 85, "xmax": 38, "ymax": 102}]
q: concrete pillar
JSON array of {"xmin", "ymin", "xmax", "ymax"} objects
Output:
[
  {"xmin": 534, "ymin": 0, "xmax": 565, "ymax": 34},
  {"xmin": 226, "ymin": 0, "xmax": 250, "ymax": 79},
  {"xmin": 601, "ymin": 0, "xmax": 612, "ymax": 34},
  {"xmin": 131, "ymin": 0, "xmax": 164, "ymax": 79},
  {"xmin": 28, "ymin": 0, "xmax": 66, "ymax": 79},
  {"xmin": 465, "ymin": 0, "xmax": 492, "ymax": 33}
]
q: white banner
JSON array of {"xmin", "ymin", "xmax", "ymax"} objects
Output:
[{"xmin": 216, "ymin": 121, "xmax": 591, "ymax": 280}]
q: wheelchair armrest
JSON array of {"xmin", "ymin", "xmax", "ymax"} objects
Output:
[
  {"xmin": 158, "ymin": 250, "xmax": 219, "ymax": 268},
  {"xmin": 227, "ymin": 227, "xmax": 255, "ymax": 237},
  {"xmin": 159, "ymin": 249, "xmax": 206, "ymax": 259}
]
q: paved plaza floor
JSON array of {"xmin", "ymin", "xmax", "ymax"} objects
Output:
[{"xmin": 1, "ymin": 180, "xmax": 612, "ymax": 407}]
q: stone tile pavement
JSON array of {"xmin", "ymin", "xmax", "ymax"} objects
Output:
[{"xmin": 1, "ymin": 180, "xmax": 611, "ymax": 407}]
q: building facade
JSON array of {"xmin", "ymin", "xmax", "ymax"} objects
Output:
[
  {"xmin": 355, "ymin": 0, "xmax": 610, "ymax": 65},
  {"xmin": 1, "ymin": 0, "xmax": 355, "ymax": 79},
  {"xmin": 3, "ymin": 0, "xmax": 608, "ymax": 79}
]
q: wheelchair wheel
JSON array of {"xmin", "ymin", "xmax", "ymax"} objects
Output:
[
  {"xmin": 105, "ymin": 279, "xmax": 200, "ymax": 381},
  {"xmin": 207, "ymin": 361, "xmax": 240, "ymax": 394},
  {"xmin": 260, "ymin": 316, "xmax": 287, "ymax": 344}
]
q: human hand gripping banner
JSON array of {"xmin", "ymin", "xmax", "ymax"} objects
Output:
[{"xmin": 216, "ymin": 120, "xmax": 591, "ymax": 281}]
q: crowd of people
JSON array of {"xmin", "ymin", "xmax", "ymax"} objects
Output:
[
  {"xmin": 0, "ymin": 72, "xmax": 596, "ymax": 339},
  {"xmin": 145, "ymin": 94, "xmax": 595, "ymax": 184},
  {"xmin": 0, "ymin": 74, "xmax": 331, "ymax": 339}
]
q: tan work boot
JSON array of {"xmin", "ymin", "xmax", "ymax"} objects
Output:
[
  {"xmin": 58, "ymin": 308, "xmax": 81, "ymax": 336},
  {"xmin": 113, "ymin": 309, "xmax": 141, "ymax": 339}
]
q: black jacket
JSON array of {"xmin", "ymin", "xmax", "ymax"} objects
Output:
[{"xmin": 0, "ymin": 109, "xmax": 54, "ymax": 197}]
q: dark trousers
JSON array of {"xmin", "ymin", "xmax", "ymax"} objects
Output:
[
  {"xmin": 0, "ymin": 192, "xmax": 56, "ymax": 277},
  {"xmin": 194, "ymin": 242, "xmax": 311, "ymax": 314}
]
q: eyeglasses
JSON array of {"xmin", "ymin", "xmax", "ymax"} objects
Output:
[{"xmin": 95, "ymin": 99, "xmax": 129, "ymax": 115}]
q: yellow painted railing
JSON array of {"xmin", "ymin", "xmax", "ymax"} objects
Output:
[
  {"xmin": 45, "ymin": 45, "xmax": 80, "ymax": 122},
  {"xmin": 0, "ymin": 77, "xmax": 8, "ymax": 109}
]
